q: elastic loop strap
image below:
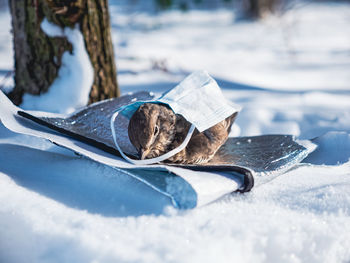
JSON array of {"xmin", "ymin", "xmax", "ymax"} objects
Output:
[{"xmin": 110, "ymin": 108, "xmax": 195, "ymax": 165}]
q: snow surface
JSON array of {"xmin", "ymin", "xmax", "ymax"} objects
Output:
[{"xmin": 1, "ymin": 1, "xmax": 350, "ymax": 262}]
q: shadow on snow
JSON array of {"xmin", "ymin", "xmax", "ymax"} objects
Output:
[{"xmin": 0, "ymin": 143, "xmax": 172, "ymax": 217}]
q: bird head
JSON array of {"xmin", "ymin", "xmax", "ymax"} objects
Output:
[{"xmin": 128, "ymin": 103, "xmax": 176, "ymax": 160}]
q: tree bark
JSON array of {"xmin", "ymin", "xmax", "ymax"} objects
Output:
[
  {"xmin": 242, "ymin": 0, "xmax": 280, "ymax": 19},
  {"xmin": 8, "ymin": 0, "xmax": 119, "ymax": 106}
]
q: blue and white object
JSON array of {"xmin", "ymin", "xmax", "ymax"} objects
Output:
[
  {"xmin": 0, "ymin": 90, "xmax": 241, "ymax": 209},
  {"xmin": 0, "ymin": 87, "xmax": 315, "ymax": 209}
]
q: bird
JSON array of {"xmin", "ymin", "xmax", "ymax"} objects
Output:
[{"xmin": 128, "ymin": 103, "xmax": 237, "ymax": 164}]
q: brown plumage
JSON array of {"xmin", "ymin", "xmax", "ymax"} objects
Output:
[{"xmin": 128, "ymin": 103, "xmax": 237, "ymax": 164}]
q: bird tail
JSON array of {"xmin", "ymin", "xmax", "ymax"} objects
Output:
[{"xmin": 225, "ymin": 112, "xmax": 238, "ymax": 134}]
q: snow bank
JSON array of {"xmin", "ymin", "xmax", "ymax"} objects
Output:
[
  {"xmin": 305, "ymin": 131, "xmax": 350, "ymax": 165},
  {"xmin": 113, "ymin": 3, "xmax": 350, "ymax": 92},
  {"xmin": 1, "ymin": 162, "xmax": 350, "ymax": 263},
  {"xmin": 21, "ymin": 19, "xmax": 94, "ymax": 114}
]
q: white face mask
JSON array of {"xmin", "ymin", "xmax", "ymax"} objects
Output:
[{"xmin": 110, "ymin": 70, "xmax": 241, "ymax": 165}]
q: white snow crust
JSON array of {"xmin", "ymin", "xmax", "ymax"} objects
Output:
[{"xmin": 1, "ymin": 1, "xmax": 350, "ymax": 262}]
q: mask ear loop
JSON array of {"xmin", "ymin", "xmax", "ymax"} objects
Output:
[{"xmin": 110, "ymin": 108, "xmax": 196, "ymax": 165}]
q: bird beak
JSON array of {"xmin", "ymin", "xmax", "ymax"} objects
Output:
[{"xmin": 139, "ymin": 148, "xmax": 150, "ymax": 160}]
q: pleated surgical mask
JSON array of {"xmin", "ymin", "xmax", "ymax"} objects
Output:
[{"xmin": 110, "ymin": 70, "xmax": 241, "ymax": 165}]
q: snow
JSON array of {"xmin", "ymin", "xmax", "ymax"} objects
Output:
[
  {"xmin": 113, "ymin": 2, "xmax": 350, "ymax": 92},
  {"xmin": 0, "ymin": 11, "xmax": 12, "ymax": 70},
  {"xmin": 305, "ymin": 131, "xmax": 350, "ymax": 165},
  {"xmin": 20, "ymin": 19, "xmax": 94, "ymax": 114},
  {"xmin": 1, "ymin": 1, "xmax": 350, "ymax": 262}
]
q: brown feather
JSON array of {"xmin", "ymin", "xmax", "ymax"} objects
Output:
[{"xmin": 128, "ymin": 103, "xmax": 237, "ymax": 164}]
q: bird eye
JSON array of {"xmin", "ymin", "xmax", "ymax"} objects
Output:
[{"xmin": 154, "ymin": 125, "xmax": 159, "ymax": 136}]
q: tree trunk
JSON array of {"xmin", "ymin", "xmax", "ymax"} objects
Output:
[
  {"xmin": 242, "ymin": 0, "xmax": 280, "ymax": 19},
  {"xmin": 8, "ymin": 0, "xmax": 119, "ymax": 106}
]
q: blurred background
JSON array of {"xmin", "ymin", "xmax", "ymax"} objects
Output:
[{"xmin": 1, "ymin": 0, "xmax": 349, "ymax": 90}]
